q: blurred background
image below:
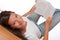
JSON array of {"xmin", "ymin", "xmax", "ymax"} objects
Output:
[{"xmin": 0, "ymin": 0, "xmax": 60, "ymax": 40}]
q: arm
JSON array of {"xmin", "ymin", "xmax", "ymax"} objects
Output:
[
  {"xmin": 22, "ymin": 5, "xmax": 36, "ymax": 17},
  {"xmin": 43, "ymin": 17, "xmax": 53, "ymax": 40},
  {"xmin": 35, "ymin": 0, "xmax": 37, "ymax": 2},
  {"xmin": 22, "ymin": 0, "xmax": 38, "ymax": 17}
]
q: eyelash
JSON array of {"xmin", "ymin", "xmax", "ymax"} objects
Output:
[{"xmin": 16, "ymin": 15, "xmax": 17, "ymax": 17}]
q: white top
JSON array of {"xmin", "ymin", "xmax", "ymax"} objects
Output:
[
  {"xmin": 35, "ymin": 0, "xmax": 56, "ymax": 19},
  {"xmin": 22, "ymin": 17, "xmax": 41, "ymax": 40}
]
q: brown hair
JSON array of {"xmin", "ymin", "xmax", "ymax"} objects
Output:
[{"xmin": 0, "ymin": 11, "xmax": 27, "ymax": 40}]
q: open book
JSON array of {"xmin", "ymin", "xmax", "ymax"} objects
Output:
[{"xmin": 35, "ymin": 0, "xmax": 56, "ymax": 19}]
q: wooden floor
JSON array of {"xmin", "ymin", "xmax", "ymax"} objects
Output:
[{"xmin": 0, "ymin": 25, "xmax": 21, "ymax": 40}]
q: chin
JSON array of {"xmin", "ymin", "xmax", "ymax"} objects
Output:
[{"xmin": 22, "ymin": 21, "xmax": 27, "ymax": 28}]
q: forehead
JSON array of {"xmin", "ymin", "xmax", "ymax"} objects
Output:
[{"xmin": 8, "ymin": 13, "xmax": 16, "ymax": 25}]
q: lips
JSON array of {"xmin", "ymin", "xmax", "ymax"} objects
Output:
[
  {"xmin": 19, "ymin": 20, "xmax": 24, "ymax": 25},
  {"xmin": 19, "ymin": 21, "xmax": 23, "ymax": 25}
]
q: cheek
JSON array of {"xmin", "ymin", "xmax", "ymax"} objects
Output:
[{"xmin": 13, "ymin": 22, "xmax": 22, "ymax": 28}]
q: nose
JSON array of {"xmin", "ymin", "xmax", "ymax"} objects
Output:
[
  {"xmin": 16, "ymin": 18, "xmax": 21, "ymax": 22},
  {"xmin": 16, "ymin": 18, "xmax": 23, "ymax": 24}
]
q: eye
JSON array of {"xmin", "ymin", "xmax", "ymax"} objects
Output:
[{"xmin": 15, "ymin": 14, "xmax": 18, "ymax": 18}]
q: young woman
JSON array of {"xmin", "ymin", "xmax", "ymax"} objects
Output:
[
  {"xmin": 0, "ymin": 11, "xmax": 52, "ymax": 40},
  {"xmin": 23, "ymin": 0, "xmax": 60, "ymax": 38},
  {"xmin": 0, "ymin": 0, "xmax": 60, "ymax": 40},
  {"xmin": 22, "ymin": 0, "xmax": 60, "ymax": 40}
]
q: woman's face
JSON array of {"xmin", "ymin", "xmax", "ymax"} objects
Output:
[{"xmin": 8, "ymin": 13, "xmax": 26, "ymax": 29}]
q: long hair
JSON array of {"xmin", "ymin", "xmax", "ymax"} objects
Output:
[{"xmin": 0, "ymin": 11, "xmax": 27, "ymax": 40}]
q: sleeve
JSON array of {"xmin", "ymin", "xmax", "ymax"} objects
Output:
[{"xmin": 27, "ymin": 35, "xmax": 40, "ymax": 40}]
